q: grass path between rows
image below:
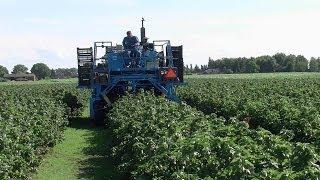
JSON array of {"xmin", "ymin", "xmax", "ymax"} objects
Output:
[{"xmin": 33, "ymin": 111, "xmax": 120, "ymax": 180}]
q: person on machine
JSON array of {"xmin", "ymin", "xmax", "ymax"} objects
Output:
[
  {"xmin": 123, "ymin": 31, "xmax": 140, "ymax": 67},
  {"xmin": 123, "ymin": 31, "xmax": 140, "ymax": 53},
  {"xmin": 141, "ymin": 37, "xmax": 149, "ymax": 50}
]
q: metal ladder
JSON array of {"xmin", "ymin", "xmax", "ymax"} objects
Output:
[
  {"xmin": 77, "ymin": 47, "xmax": 93, "ymax": 87},
  {"xmin": 171, "ymin": 46, "xmax": 184, "ymax": 83}
]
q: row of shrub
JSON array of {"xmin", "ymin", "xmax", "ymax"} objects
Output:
[
  {"xmin": 0, "ymin": 83, "xmax": 89, "ymax": 179},
  {"xmin": 108, "ymin": 93, "xmax": 320, "ymax": 179},
  {"xmin": 178, "ymin": 77, "xmax": 320, "ymax": 145}
]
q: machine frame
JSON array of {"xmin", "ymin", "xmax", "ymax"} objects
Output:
[{"xmin": 77, "ymin": 19, "xmax": 183, "ymax": 125}]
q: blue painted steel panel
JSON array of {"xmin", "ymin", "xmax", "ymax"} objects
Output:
[{"xmin": 107, "ymin": 52, "xmax": 124, "ymax": 71}]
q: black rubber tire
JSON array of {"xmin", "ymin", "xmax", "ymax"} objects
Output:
[{"xmin": 92, "ymin": 101, "xmax": 106, "ymax": 126}]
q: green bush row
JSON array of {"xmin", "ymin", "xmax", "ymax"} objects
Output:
[
  {"xmin": 178, "ymin": 78, "xmax": 320, "ymax": 144},
  {"xmin": 0, "ymin": 83, "xmax": 89, "ymax": 179},
  {"xmin": 108, "ymin": 94, "xmax": 320, "ymax": 179}
]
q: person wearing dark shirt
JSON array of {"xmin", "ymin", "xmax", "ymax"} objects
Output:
[
  {"xmin": 122, "ymin": 31, "xmax": 140, "ymax": 67},
  {"xmin": 122, "ymin": 31, "xmax": 140, "ymax": 50}
]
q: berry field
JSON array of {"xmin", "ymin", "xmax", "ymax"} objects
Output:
[{"xmin": 0, "ymin": 73, "xmax": 319, "ymax": 179}]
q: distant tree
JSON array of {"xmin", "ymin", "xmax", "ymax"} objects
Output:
[
  {"xmin": 31, "ymin": 63, "xmax": 51, "ymax": 79},
  {"xmin": 256, "ymin": 56, "xmax": 277, "ymax": 73},
  {"xmin": 54, "ymin": 68, "xmax": 78, "ymax": 79},
  {"xmin": 12, "ymin": 64, "xmax": 28, "ymax": 74},
  {"xmin": 208, "ymin": 57, "xmax": 215, "ymax": 69},
  {"xmin": 222, "ymin": 58, "xmax": 233, "ymax": 72},
  {"xmin": 284, "ymin": 54, "xmax": 296, "ymax": 72},
  {"xmin": 273, "ymin": 53, "xmax": 287, "ymax": 72},
  {"xmin": 245, "ymin": 58, "xmax": 259, "ymax": 73},
  {"xmin": 184, "ymin": 65, "xmax": 192, "ymax": 74},
  {"xmin": 194, "ymin": 65, "xmax": 201, "ymax": 73},
  {"xmin": 189, "ymin": 64, "xmax": 193, "ymax": 73},
  {"xmin": 238, "ymin": 58, "xmax": 247, "ymax": 73},
  {"xmin": 50, "ymin": 69, "xmax": 56, "ymax": 78},
  {"xmin": 0, "ymin": 65, "xmax": 9, "ymax": 77},
  {"xmin": 207, "ymin": 53, "xmax": 313, "ymax": 74},
  {"xmin": 295, "ymin": 55, "xmax": 308, "ymax": 72},
  {"xmin": 230, "ymin": 58, "xmax": 239, "ymax": 72},
  {"xmin": 69, "ymin": 68, "xmax": 77, "ymax": 75},
  {"xmin": 309, "ymin": 57, "xmax": 319, "ymax": 72}
]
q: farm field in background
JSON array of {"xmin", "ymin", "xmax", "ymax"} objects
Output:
[
  {"xmin": 180, "ymin": 72, "xmax": 320, "ymax": 144},
  {"xmin": 0, "ymin": 72, "xmax": 319, "ymax": 179},
  {"xmin": 186, "ymin": 72, "xmax": 320, "ymax": 79},
  {"xmin": 0, "ymin": 78, "xmax": 77, "ymax": 85}
]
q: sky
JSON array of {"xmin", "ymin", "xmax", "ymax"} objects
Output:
[{"xmin": 0, "ymin": 0, "xmax": 320, "ymax": 72}]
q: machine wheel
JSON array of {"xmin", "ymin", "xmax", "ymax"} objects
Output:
[
  {"xmin": 91, "ymin": 100, "xmax": 106, "ymax": 126},
  {"xmin": 92, "ymin": 110, "xmax": 105, "ymax": 126},
  {"xmin": 154, "ymin": 88, "xmax": 163, "ymax": 96}
]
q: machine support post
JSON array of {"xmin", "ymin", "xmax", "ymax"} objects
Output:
[
  {"xmin": 166, "ymin": 44, "xmax": 174, "ymax": 67},
  {"xmin": 90, "ymin": 96, "xmax": 94, "ymax": 119},
  {"xmin": 141, "ymin": 17, "xmax": 146, "ymax": 41},
  {"xmin": 165, "ymin": 81, "xmax": 179, "ymax": 101},
  {"xmin": 100, "ymin": 83, "xmax": 117, "ymax": 107}
]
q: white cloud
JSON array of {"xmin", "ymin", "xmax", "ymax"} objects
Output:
[
  {"xmin": 0, "ymin": 34, "xmax": 78, "ymax": 71},
  {"xmin": 1, "ymin": 7, "xmax": 320, "ymax": 71},
  {"xmin": 97, "ymin": 0, "xmax": 136, "ymax": 6},
  {"xmin": 155, "ymin": 10, "xmax": 320, "ymax": 65},
  {"xmin": 24, "ymin": 18, "xmax": 62, "ymax": 25}
]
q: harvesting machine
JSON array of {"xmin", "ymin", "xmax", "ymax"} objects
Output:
[{"xmin": 77, "ymin": 18, "xmax": 184, "ymax": 125}]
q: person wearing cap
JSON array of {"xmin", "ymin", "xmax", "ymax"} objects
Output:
[
  {"xmin": 142, "ymin": 37, "xmax": 154, "ymax": 51},
  {"xmin": 141, "ymin": 37, "xmax": 148, "ymax": 49}
]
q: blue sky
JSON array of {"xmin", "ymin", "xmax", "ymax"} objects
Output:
[{"xmin": 1, "ymin": 0, "xmax": 320, "ymax": 71}]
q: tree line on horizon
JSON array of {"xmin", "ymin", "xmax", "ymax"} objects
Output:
[
  {"xmin": 0, "ymin": 63, "xmax": 77, "ymax": 81},
  {"xmin": 185, "ymin": 53, "xmax": 320, "ymax": 74},
  {"xmin": 1, "ymin": 53, "xmax": 320, "ymax": 81}
]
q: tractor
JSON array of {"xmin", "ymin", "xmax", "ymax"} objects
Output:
[{"xmin": 77, "ymin": 18, "xmax": 183, "ymax": 125}]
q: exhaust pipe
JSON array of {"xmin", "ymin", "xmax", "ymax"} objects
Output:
[{"xmin": 140, "ymin": 17, "xmax": 146, "ymax": 41}]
